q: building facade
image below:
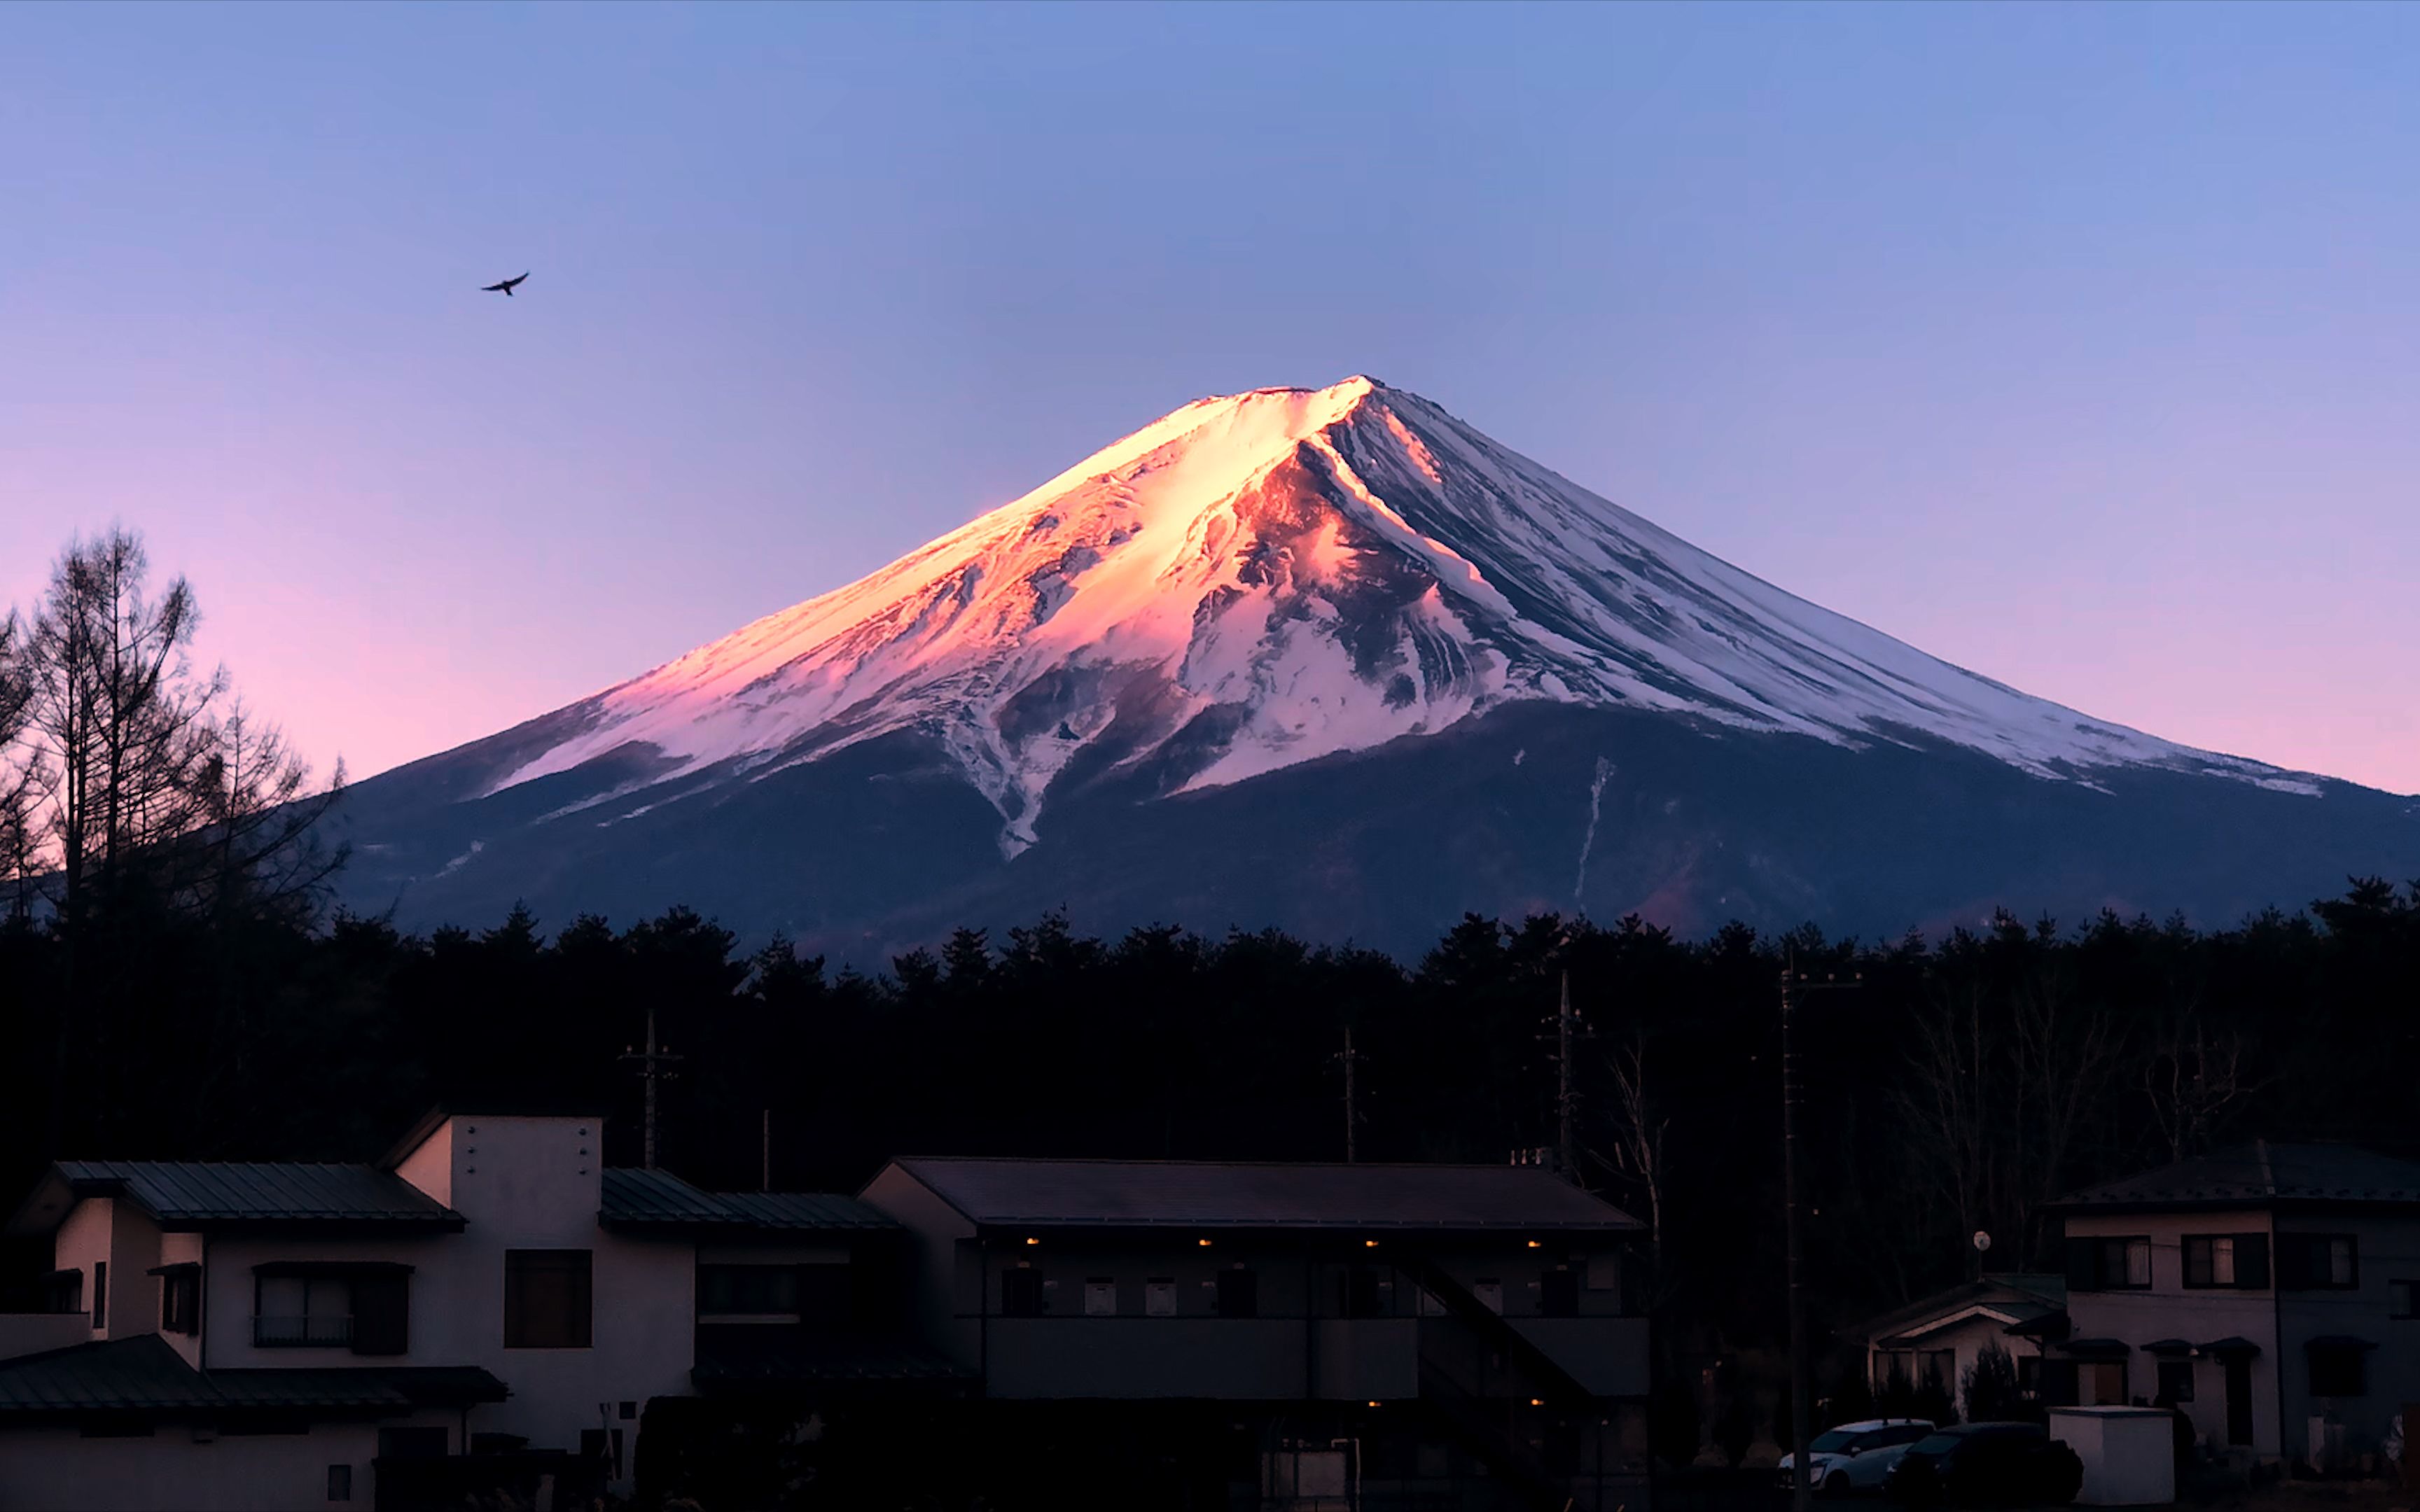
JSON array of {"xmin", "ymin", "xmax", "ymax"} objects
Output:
[{"xmin": 2050, "ymin": 1140, "xmax": 2420, "ymax": 1469}]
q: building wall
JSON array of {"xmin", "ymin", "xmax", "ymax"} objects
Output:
[
  {"xmin": 0, "ymin": 1313, "xmax": 89, "ymax": 1362},
  {"xmin": 858, "ymin": 1168, "xmax": 978, "ymax": 1370},
  {"xmin": 1863, "ymin": 1312, "xmax": 2047, "ymax": 1414},
  {"xmin": 52, "ymin": 1197, "xmax": 165, "ymax": 1345},
  {"xmin": 2064, "ymin": 1209, "xmax": 2281, "ymax": 1457},
  {"xmin": 0, "ymin": 1420, "xmax": 384, "ymax": 1512},
  {"xmin": 157, "ymin": 1231, "xmax": 205, "ymax": 1370},
  {"xmin": 2275, "ymin": 1211, "xmax": 2420, "ymax": 1458}
]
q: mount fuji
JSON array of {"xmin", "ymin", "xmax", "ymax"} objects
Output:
[{"xmin": 331, "ymin": 377, "xmax": 2418, "ymax": 956}]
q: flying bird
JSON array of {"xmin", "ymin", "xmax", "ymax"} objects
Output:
[{"xmin": 481, "ymin": 272, "xmax": 529, "ymax": 297}]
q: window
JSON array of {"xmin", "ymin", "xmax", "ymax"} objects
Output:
[
  {"xmin": 698, "ymin": 1264, "xmax": 800, "ymax": 1317},
  {"xmin": 326, "ymin": 1464, "xmax": 352, "ymax": 1503},
  {"xmin": 350, "ymin": 1272, "xmax": 408, "ymax": 1356},
  {"xmin": 503, "ymin": 1250, "xmax": 592, "ymax": 1348},
  {"xmin": 1920, "ymin": 1350, "xmax": 1955, "ymax": 1391},
  {"xmin": 1145, "ymin": 1278, "xmax": 1176, "ymax": 1317},
  {"xmin": 256, "ymin": 1277, "xmax": 353, "ymax": 1348},
  {"xmin": 92, "ymin": 1262, "xmax": 106, "ymax": 1330},
  {"xmin": 160, "ymin": 1268, "xmax": 201, "ymax": 1335},
  {"xmin": 1584, "ymin": 1254, "xmax": 1621, "ymax": 1292},
  {"xmin": 1216, "ymin": 1268, "xmax": 1258, "ymax": 1319},
  {"xmin": 46, "ymin": 1269, "xmax": 83, "ymax": 1317},
  {"xmin": 2083, "ymin": 1360, "xmax": 2127, "ymax": 1406},
  {"xmin": 1083, "ymin": 1278, "xmax": 1117, "ymax": 1317},
  {"xmin": 1540, "ymin": 1268, "xmax": 1580, "ymax": 1318},
  {"xmin": 2184, "ymin": 1234, "xmax": 2270, "ymax": 1289},
  {"xmin": 2065, "ymin": 1236, "xmax": 2152, "ymax": 1291},
  {"xmin": 1342, "ymin": 1267, "xmax": 1387, "ymax": 1319},
  {"xmin": 2156, "ymin": 1358, "xmax": 2195, "ymax": 1404},
  {"xmin": 2308, "ymin": 1341, "xmax": 2367, "ymax": 1398},
  {"xmin": 2017, "ymin": 1354, "xmax": 2043, "ymax": 1396},
  {"xmin": 2391, "ymin": 1280, "xmax": 2420, "ymax": 1320},
  {"xmin": 2278, "ymin": 1235, "xmax": 2358, "ymax": 1291},
  {"xmin": 1000, "ymin": 1267, "xmax": 1045, "ymax": 1317},
  {"xmin": 1473, "ymin": 1279, "xmax": 1503, "ymax": 1314}
]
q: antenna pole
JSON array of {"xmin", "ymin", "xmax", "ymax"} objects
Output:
[
  {"xmin": 1557, "ymin": 969, "xmax": 1577, "ymax": 1182},
  {"xmin": 762, "ymin": 1108, "xmax": 772, "ymax": 1192}
]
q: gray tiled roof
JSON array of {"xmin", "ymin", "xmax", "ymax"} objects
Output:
[
  {"xmin": 0, "ymin": 1336, "xmax": 503, "ymax": 1416},
  {"xmin": 8, "ymin": 1162, "xmax": 463, "ymax": 1236},
  {"xmin": 884, "ymin": 1158, "xmax": 1643, "ymax": 1232},
  {"xmin": 600, "ymin": 1168, "xmax": 897, "ymax": 1231},
  {"xmin": 2052, "ymin": 1141, "xmax": 2420, "ymax": 1211}
]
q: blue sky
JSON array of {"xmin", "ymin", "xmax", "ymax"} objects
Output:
[{"xmin": 5, "ymin": 2, "xmax": 2416, "ymax": 789}]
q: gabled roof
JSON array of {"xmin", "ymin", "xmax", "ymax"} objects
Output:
[
  {"xmin": 600, "ymin": 1168, "xmax": 896, "ymax": 1233},
  {"xmin": 2050, "ymin": 1141, "xmax": 2420, "ymax": 1213},
  {"xmin": 7, "ymin": 1162, "xmax": 464, "ymax": 1238},
  {"xmin": 1848, "ymin": 1275, "xmax": 2067, "ymax": 1346},
  {"xmin": 0, "ymin": 1336, "xmax": 504, "ymax": 1417},
  {"xmin": 878, "ymin": 1157, "xmax": 1643, "ymax": 1233}
]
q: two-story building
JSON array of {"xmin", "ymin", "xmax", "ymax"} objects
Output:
[
  {"xmin": 2048, "ymin": 1140, "xmax": 2420, "ymax": 1469},
  {"xmin": 0, "ymin": 1110, "xmax": 919, "ymax": 1511},
  {"xmin": 863, "ymin": 1156, "xmax": 1653, "ymax": 1511}
]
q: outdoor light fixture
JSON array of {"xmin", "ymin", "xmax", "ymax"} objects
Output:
[
  {"xmin": 1526, "ymin": 1240, "xmax": 1541, "ymax": 1249},
  {"xmin": 1197, "ymin": 1238, "xmax": 1212, "ymax": 1247},
  {"xmin": 1367, "ymin": 1401, "xmax": 1380, "ymax": 1408},
  {"xmin": 1024, "ymin": 1238, "xmax": 1039, "ymax": 1246},
  {"xmin": 1363, "ymin": 1240, "xmax": 1379, "ymax": 1248},
  {"xmin": 1530, "ymin": 1399, "xmax": 1543, "ymax": 1407}
]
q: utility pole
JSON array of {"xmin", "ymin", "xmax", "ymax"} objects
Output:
[
  {"xmin": 619, "ymin": 1004, "xmax": 683, "ymax": 1170},
  {"xmin": 1781, "ymin": 954, "xmax": 1859, "ymax": 1512},
  {"xmin": 761, "ymin": 1108, "xmax": 772, "ymax": 1192},
  {"xmin": 1332, "ymin": 1028, "xmax": 1367, "ymax": 1163},
  {"xmin": 1556, "ymin": 969, "xmax": 1578, "ymax": 1182}
]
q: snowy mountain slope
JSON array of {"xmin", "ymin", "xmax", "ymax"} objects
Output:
[{"xmin": 478, "ymin": 376, "xmax": 2316, "ymax": 857}]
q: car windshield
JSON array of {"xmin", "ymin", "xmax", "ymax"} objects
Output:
[
  {"xmin": 1910, "ymin": 1434, "xmax": 1961, "ymax": 1454},
  {"xmin": 1809, "ymin": 1429, "xmax": 1861, "ymax": 1453}
]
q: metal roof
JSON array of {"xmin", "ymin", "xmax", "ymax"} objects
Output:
[
  {"xmin": 0, "ymin": 1336, "xmax": 503, "ymax": 1417},
  {"xmin": 2051, "ymin": 1140, "xmax": 2420, "ymax": 1211},
  {"xmin": 599, "ymin": 1168, "xmax": 897, "ymax": 1232},
  {"xmin": 882, "ymin": 1158, "xmax": 1643, "ymax": 1232},
  {"xmin": 1851, "ymin": 1274, "xmax": 2068, "ymax": 1345},
  {"xmin": 8, "ymin": 1161, "xmax": 463, "ymax": 1236}
]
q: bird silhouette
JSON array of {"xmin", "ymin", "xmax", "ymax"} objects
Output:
[{"xmin": 481, "ymin": 272, "xmax": 529, "ymax": 297}]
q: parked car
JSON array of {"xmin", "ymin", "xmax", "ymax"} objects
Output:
[
  {"xmin": 1882, "ymin": 1422, "xmax": 2083, "ymax": 1506},
  {"xmin": 1777, "ymin": 1419, "xmax": 1937, "ymax": 1494}
]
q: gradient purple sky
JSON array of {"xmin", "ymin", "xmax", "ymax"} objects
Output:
[{"xmin": 6, "ymin": 4, "xmax": 2416, "ymax": 792}]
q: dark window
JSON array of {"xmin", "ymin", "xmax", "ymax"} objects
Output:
[
  {"xmin": 327, "ymin": 1464, "xmax": 353, "ymax": 1502},
  {"xmin": 2184, "ymin": 1234, "xmax": 2270, "ymax": 1289},
  {"xmin": 256, "ymin": 1276, "xmax": 354, "ymax": 1348},
  {"xmin": 351, "ymin": 1272, "xmax": 408, "ymax": 1356},
  {"xmin": 2392, "ymin": 1280, "xmax": 2420, "ymax": 1320},
  {"xmin": 503, "ymin": 1250, "xmax": 592, "ymax": 1348},
  {"xmin": 2065, "ymin": 1236, "xmax": 2151, "ymax": 1291},
  {"xmin": 698, "ymin": 1264, "xmax": 800, "ymax": 1317},
  {"xmin": 1000, "ymin": 1267, "xmax": 1045, "ymax": 1317},
  {"xmin": 1541, "ymin": 1268, "xmax": 1580, "ymax": 1317},
  {"xmin": 46, "ymin": 1269, "xmax": 83, "ymax": 1316},
  {"xmin": 2278, "ymin": 1235, "xmax": 2358, "ymax": 1291},
  {"xmin": 378, "ymin": 1427, "xmax": 448, "ymax": 1460},
  {"xmin": 1342, "ymin": 1266, "xmax": 1387, "ymax": 1319},
  {"xmin": 2157, "ymin": 1358, "xmax": 2195, "ymax": 1404},
  {"xmin": 92, "ymin": 1261, "xmax": 106, "ymax": 1330},
  {"xmin": 2017, "ymin": 1354, "xmax": 2043, "ymax": 1395},
  {"xmin": 798, "ymin": 1264, "xmax": 851, "ymax": 1324},
  {"xmin": 2309, "ymin": 1342, "xmax": 2367, "ymax": 1398},
  {"xmin": 1216, "ymin": 1268, "xmax": 1258, "ymax": 1319},
  {"xmin": 618, "ymin": 1400, "xmax": 638, "ymax": 1421},
  {"xmin": 160, "ymin": 1269, "xmax": 201, "ymax": 1335}
]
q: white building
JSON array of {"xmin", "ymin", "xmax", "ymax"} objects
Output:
[
  {"xmin": 2051, "ymin": 1140, "xmax": 2420, "ymax": 1469},
  {"xmin": 1843, "ymin": 1273, "xmax": 2066, "ymax": 1406},
  {"xmin": 0, "ymin": 1110, "xmax": 918, "ymax": 1511}
]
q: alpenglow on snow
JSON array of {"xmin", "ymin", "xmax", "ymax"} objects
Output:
[{"xmin": 482, "ymin": 376, "xmax": 2311, "ymax": 855}]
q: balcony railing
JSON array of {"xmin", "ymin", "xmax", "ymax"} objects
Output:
[{"xmin": 254, "ymin": 1313, "xmax": 353, "ymax": 1348}]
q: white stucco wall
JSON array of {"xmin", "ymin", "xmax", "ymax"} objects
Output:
[
  {"xmin": 2065, "ymin": 1210, "xmax": 2281, "ymax": 1457},
  {"xmin": 0, "ymin": 1421, "xmax": 382, "ymax": 1512},
  {"xmin": 51, "ymin": 1197, "xmax": 164, "ymax": 1343}
]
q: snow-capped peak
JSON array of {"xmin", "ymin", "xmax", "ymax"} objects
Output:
[{"xmin": 487, "ymin": 377, "xmax": 2314, "ymax": 851}]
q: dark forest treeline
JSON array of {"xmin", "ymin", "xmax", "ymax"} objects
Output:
[
  {"xmin": 6, "ymin": 878, "xmax": 2420, "ymax": 1357},
  {"xmin": 6, "ymin": 528, "xmax": 2420, "ymax": 1361}
]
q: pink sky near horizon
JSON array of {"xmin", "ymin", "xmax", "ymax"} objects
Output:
[{"xmin": 5, "ymin": 4, "xmax": 2416, "ymax": 796}]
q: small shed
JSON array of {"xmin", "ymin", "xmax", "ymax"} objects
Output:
[{"xmin": 2050, "ymin": 1405, "xmax": 2176, "ymax": 1506}]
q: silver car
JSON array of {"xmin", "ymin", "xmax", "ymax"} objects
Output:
[{"xmin": 1778, "ymin": 1418, "xmax": 1938, "ymax": 1495}]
